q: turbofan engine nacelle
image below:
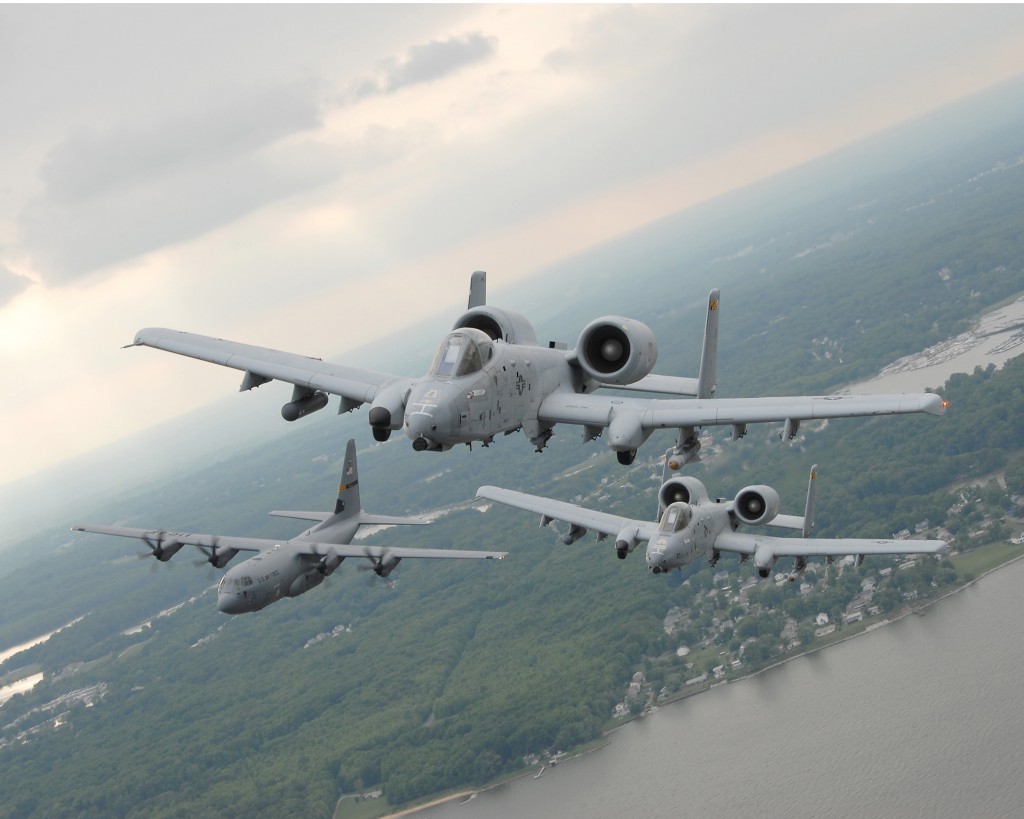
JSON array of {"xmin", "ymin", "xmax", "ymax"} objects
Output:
[
  {"xmin": 575, "ymin": 317, "xmax": 657, "ymax": 386},
  {"xmin": 733, "ymin": 485, "xmax": 781, "ymax": 526},
  {"xmin": 658, "ymin": 477, "xmax": 710, "ymax": 517},
  {"xmin": 453, "ymin": 306, "xmax": 539, "ymax": 346}
]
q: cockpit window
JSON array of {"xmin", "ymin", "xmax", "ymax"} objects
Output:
[
  {"xmin": 430, "ymin": 329, "xmax": 492, "ymax": 378},
  {"xmin": 218, "ymin": 575, "xmax": 253, "ymax": 590},
  {"xmin": 660, "ymin": 502, "xmax": 691, "ymax": 534}
]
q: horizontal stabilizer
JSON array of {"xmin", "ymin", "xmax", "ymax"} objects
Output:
[
  {"xmin": 359, "ymin": 514, "xmax": 431, "ymax": 527},
  {"xmin": 269, "ymin": 511, "xmax": 331, "ymax": 523},
  {"xmin": 600, "ymin": 374, "xmax": 701, "ymax": 397},
  {"xmin": 767, "ymin": 513, "xmax": 806, "ymax": 531}
]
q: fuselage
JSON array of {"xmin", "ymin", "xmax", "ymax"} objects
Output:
[
  {"xmin": 645, "ymin": 502, "xmax": 732, "ymax": 573},
  {"xmin": 402, "ymin": 329, "xmax": 582, "ymax": 451},
  {"xmin": 216, "ymin": 518, "xmax": 359, "ymax": 614}
]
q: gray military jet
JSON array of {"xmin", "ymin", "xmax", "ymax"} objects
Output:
[
  {"xmin": 130, "ymin": 272, "xmax": 946, "ymax": 466},
  {"xmin": 74, "ymin": 440, "xmax": 506, "ymax": 614},
  {"xmin": 477, "ymin": 462, "xmax": 946, "ymax": 579}
]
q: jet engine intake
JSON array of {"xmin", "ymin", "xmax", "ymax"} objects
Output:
[
  {"xmin": 732, "ymin": 485, "xmax": 781, "ymax": 526},
  {"xmin": 575, "ymin": 317, "xmax": 658, "ymax": 386},
  {"xmin": 658, "ymin": 477, "xmax": 710, "ymax": 516}
]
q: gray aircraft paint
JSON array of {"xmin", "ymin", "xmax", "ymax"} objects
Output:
[
  {"xmin": 74, "ymin": 439, "xmax": 506, "ymax": 614},
  {"xmin": 130, "ymin": 274, "xmax": 946, "ymax": 467},
  {"xmin": 478, "ymin": 463, "xmax": 946, "ymax": 580}
]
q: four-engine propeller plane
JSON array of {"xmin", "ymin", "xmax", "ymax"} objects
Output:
[
  {"xmin": 74, "ymin": 440, "xmax": 506, "ymax": 614},
  {"xmin": 477, "ymin": 462, "xmax": 947, "ymax": 580},
  {"xmin": 130, "ymin": 272, "xmax": 946, "ymax": 466}
]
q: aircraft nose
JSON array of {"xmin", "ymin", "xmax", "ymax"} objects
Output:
[
  {"xmin": 217, "ymin": 592, "xmax": 248, "ymax": 615},
  {"xmin": 404, "ymin": 396, "xmax": 453, "ymax": 448}
]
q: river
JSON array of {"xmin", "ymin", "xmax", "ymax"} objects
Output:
[{"xmin": 418, "ymin": 559, "xmax": 1024, "ymax": 819}]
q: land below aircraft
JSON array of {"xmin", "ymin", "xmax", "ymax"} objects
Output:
[
  {"xmin": 131, "ymin": 272, "xmax": 946, "ymax": 466},
  {"xmin": 74, "ymin": 440, "xmax": 506, "ymax": 614},
  {"xmin": 477, "ymin": 461, "xmax": 947, "ymax": 579}
]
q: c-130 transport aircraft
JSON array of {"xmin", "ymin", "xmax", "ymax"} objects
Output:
[
  {"xmin": 130, "ymin": 272, "xmax": 946, "ymax": 466},
  {"xmin": 477, "ymin": 462, "xmax": 947, "ymax": 580},
  {"xmin": 73, "ymin": 440, "xmax": 506, "ymax": 614}
]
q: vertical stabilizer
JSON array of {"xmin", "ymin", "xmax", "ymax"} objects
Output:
[
  {"xmin": 332, "ymin": 439, "xmax": 362, "ymax": 520},
  {"xmin": 468, "ymin": 271, "xmax": 487, "ymax": 308},
  {"xmin": 802, "ymin": 464, "xmax": 817, "ymax": 538},
  {"xmin": 697, "ymin": 289, "xmax": 720, "ymax": 400}
]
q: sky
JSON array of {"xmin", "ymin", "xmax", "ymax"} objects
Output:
[{"xmin": 3, "ymin": 3, "xmax": 1024, "ymax": 488}]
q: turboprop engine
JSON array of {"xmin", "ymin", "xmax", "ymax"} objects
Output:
[
  {"xmin": 732, "ymin": 485, "xmax": 781, "ymax": 526},
  {"xmin": 574, "ymin": 316, "xmax": 658, "ymax": 386}
]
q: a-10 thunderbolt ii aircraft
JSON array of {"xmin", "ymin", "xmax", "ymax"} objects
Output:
[
  {"xmin": 73, "ymin": 440, "xmax": 506, "ymax": 614},
  {"xmin": 477, "ymin": 462, "xmax": 947, "ymax": 579},
  {"xmin": 130, "ymin": 272, "xmax": 946, "ymax": 466}
]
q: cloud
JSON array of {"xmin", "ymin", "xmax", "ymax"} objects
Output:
[
  {"xmin": 0, "ymin": 266, "xmax": 28, "ymax": 307},
  {"xmin": 20, "ymin": 82, "xmax": 338, "ymax": 283},
  {"xmin": 38, "ymin": 81, "xmax": 324, "ymax": 205},
  {"xmin": 352, "ymin": 32, "xmax": 497, "ymax": 99}
]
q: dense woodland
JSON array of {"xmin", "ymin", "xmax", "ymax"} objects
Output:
[{"xmin": 2, "ymin": 83, "xmax": 1024, "ymax": 817}]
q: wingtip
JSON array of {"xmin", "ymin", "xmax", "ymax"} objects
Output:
[{"xmin": 923, "ymin": 393, "xmax": 949, "ymax": 416}]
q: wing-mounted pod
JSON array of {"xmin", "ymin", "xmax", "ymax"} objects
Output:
[
  {"xmin": 732, "ymin": 485, "xmax": 781, "ymax": 526},
  {"xmin": 573, "ymin": 316, "xmax": 657, "ymax": 386},
  {"xmin": 453, "ymin": 306, "xmax": 539, "ymax": 346},
  {"xmin": 282, "ymin": 386, "xmax": 329, "ymax": 421},
  {"xmin": 615, "ymin": 525, "xmax": 642, "ymax": 559},
  {"xmin": 368, "ymin": 383, "xmax": 410, "ymax": 442},
  {"xmin": 657, "ymin": 476, "xmax": 710, "ymax": 518}
]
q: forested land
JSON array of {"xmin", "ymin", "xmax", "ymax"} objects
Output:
[{"xmin": 2, "ymin": 82, "xmax": 1024, "ymax": 817}]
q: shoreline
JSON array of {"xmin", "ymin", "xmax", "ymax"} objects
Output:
[{"xmin": 379, "ymin": 550, "xmax": 1024, "ymax": 818}]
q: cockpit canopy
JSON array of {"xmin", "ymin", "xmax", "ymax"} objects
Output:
[
  {"xmin": 429, "ymin": 328, "xmax": 493, "ymax": 378},
  {"xmin": 659, "ymin": 502, "xmax": 691, "ymax": 534},
  {"xmin": 219, "ymin": 574, "xmax": 253, "ymax": 590}
]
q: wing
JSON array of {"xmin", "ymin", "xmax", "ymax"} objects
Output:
[
  {"xmin": 298, "ymin": 543, "xmax": 506, "ymax": 561},
  {"xmin": 714, "ymin": 530, "xmax": 948, "ymax": 559},
  {"xmin": 476, "ymin": 486, "xmax": 658, "ymax": 542},
  {"xmin": 131, "ymin": 328, "xmax": 412, "ymax": 407},
  {"xmin": 73, "ymin": 524, "xmax": 278, "ymax": 553},
  {"xmin": 538, "ymin": 391, "xmax": 946, "ymax": 437}
]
